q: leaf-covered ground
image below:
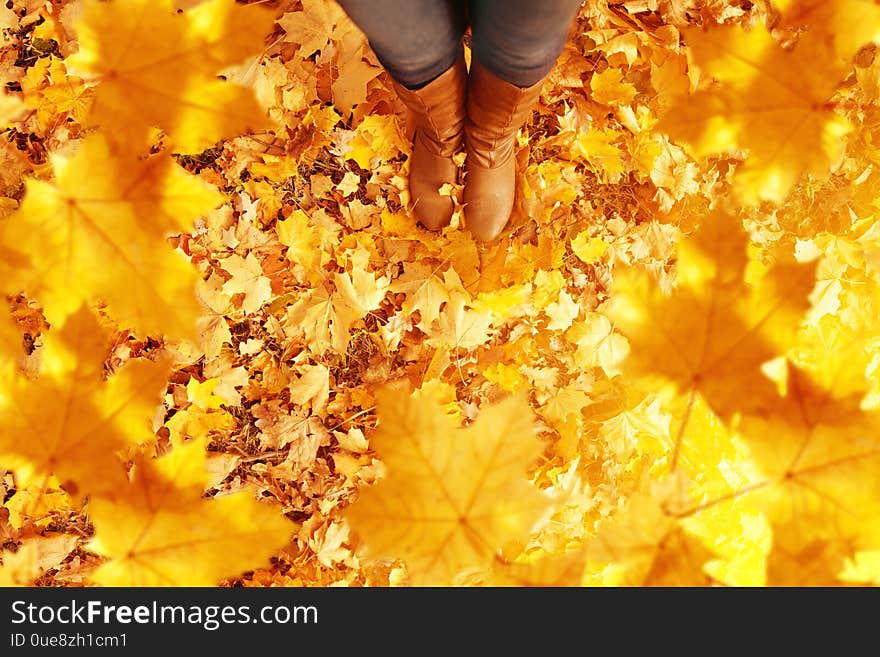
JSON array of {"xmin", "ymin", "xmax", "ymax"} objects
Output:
[{"xmin": 2, "ymin": 0, "xmax": 880, "ymax": 587}]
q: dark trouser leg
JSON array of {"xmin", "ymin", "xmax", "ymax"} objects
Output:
[
  {"xmin": 335, "ymin": 0, "xmax": 468, "ymax": 89},
  {"xmin": 469, "ymin": 0, "xmax": 583, "ymax": 88}
]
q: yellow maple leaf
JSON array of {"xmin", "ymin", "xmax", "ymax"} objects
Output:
[
  {"xmin": 4, "ymin": 477, "xmax": 74, "ymax": 530},
  {"xmin": 165, "ymin": 377, "xmax": 234, "ymax": 446},
  {"xmin": 88, "ymin": 437, "xmax": 293, "ymax": 586},
  {"xmin": 530, "ymin": 269, "xmax": 566, "ymax": 310},
  {"xmin": 651, "ymin": 52, "xmax": 691, "ymax": 116},
  {"xmin": 221, "ymin": 252, "xmax": 273, "ymax": 315},
  {"xmin": 570, "ymin": 127, "xmax": 625, "ymax": 179},
  {"xmin": 345, "ymin": 114, "xmax": 409, "ymax": 169},
  {"xmin": 332, "ymin": 36, "xmax": 382, "ymax": 117},
  {"xmin": 667, "ymin": 393, "xmax": 772, "ymax": 586},
  {"xmin": 332, "ymin": 268, "xmax": 390, "ymax": 352},
  {"xmin": 736, "ymin": 362, "xmax": 880, "ymax": 568},
  {"xmin": 565, "ymin": 312, "xmax": 630, "ymax": 378},
  {"xmin": 482, "ymin": 362, "xmax": 529, "ymax": 393},
  {"xmin": 648, "ymin": 139, "xmax": 701, "ymax": 211},
  {"xmin": 472, "ymin": 284, "xmax": 531, "ymax": 324},
  {"xmin": 2, "ymin": 134, "xmax": 222, "ymax": 340},
  {"xmin": 337, "ymin": 170, "xmax": 361, "ymax": 197},
  {"xmin": 284, "ymin": 286, "xmax": 334, "ymax": 355},
  {"xmin": 605, "ymin": 211, "xmax": 880, "ymax": 584},
  {"xmin": 67, "ymin": 0, "xmax": 275, "ymax": 153},
  {"xmin": 521, "ymin": 159, "xmax": 581, "ymax": 226},
  {"xmin": 425, "ymin": 269, "xmax": 495, "ymax": 350},
  {"xmin": 660, "ymin": 24, "xmax": 851, "ymax": 203},
  {"xmin": 288, "ymin": 363, "xmax": 330, "ymax": 413},
  {"xmin": 278, "ymin": 0, "xmax": 349, "ymax": 59},
  {"xmin": 581, "ymin": 475, "xmax": 715, "ymax": 586},
  {"xmin": 605, "ymin": 207, "xmax": 816, "ymax": 420},
  {"xmin": 344, "ymin": 385, "xmax": 550, "ymax": 585},
  {"xmin": 598, "ymin": 395, "xmax": 672, "ymax": 467},
  {"xmin": 165, "ymin": 405, "xmax": 235, "ymax": 447},
  {"xmin": 276, "ymin": 209, "xmax": 334, "ymax": 286},
  {"xmin": 389, "ymin": 261, "xmax": 450, "ymax": 332},
  {"xmin": 186, "ymin": 377, "xmax": 225, "ymax": 410},
  {"xmin": 380, "ymin": 207, "xmax": 422, "ymax": 238},
  {"xmin": 21, "ymin": 57, "xmax": 90, "ymax": 131},
  {"xmin": 195, "ymin": 274, "xmax": 233, "ymax": 359},
  {"xmin": 539, "ymin": 382, "xmax": 593, "ymax": 428},
  {"xmin": 0, "ymin": 305, "xmax": 171, "ymax": 497},
  {"xmin": 590, "ymin": 67, "xmax": 637, "ymax": 107},
  {"xmin": 776, "ymin": 0, "xmax": 880, "ymax": 61},
  {"xmin": 544, "ymin": 289, "xmax": 580, "ymax": 331},
  {"xmin": 669, "ymin": 354, "xmax": 880, "ymax": 585},
  {"xmin": 283, "ymin": 267, "xmax": 389, "ymax": 356},
  {"xmin": 570, "ymin": 231, "xmax": 608, "ymax": 265}
]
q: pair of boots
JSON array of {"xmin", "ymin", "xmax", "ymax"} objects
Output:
[{"xmin": 391, "ymin": 56, "xmax": 545, "ymax": 242}]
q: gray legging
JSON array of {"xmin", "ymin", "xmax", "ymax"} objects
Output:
[{"xmin": 335, "ymin": 0, "xmax": 583, "ymax": 89}]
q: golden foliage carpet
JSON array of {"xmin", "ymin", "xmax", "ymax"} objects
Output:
[{"xmin": 1, "ymin": 0, "xmax": 879, "ymax": 587}]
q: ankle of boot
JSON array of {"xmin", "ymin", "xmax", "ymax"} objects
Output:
[{"xmin": 465, "ymin": 132, "xmax": 514, "ymax": 169}]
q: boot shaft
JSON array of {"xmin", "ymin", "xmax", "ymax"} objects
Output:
[
  {"xmin": 464, "ymin": 61, "xmax": 546, "ymax": 169},
  {"xmin": 391, "ymin": 55, "xmax": 468, "ymax": 159}
]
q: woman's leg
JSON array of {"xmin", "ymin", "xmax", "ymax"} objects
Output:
[
  {"xmin": 335, "ymin": 0, "xmax": 467, "ymax": 89},
  {"xmin": 469, "ymin": 0, "xmax": 583, "ymax": 88},
  {"xmin": 463, "ymin": 0, "xmax": 582, "ymax": 241}
]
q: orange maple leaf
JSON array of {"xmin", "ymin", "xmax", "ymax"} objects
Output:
[
  {"xmin": 344, "ymin": 385, "xmax": 550, "ymax": 585},
  {"xmin": 2, "ymin": 135, "xmax": 222, "ymax": 340},
  {"xmin": 0, "ymin": 305, "xmax": 171, "ymax": 497},
  {"xmin": 67, "ymin": 0, "xmax": 275, "ymax": 153},
  {"xmin": 88, "ymin": 438, "xmax": 294, "ymax": 586},
  {"xmin": 605, "ymin": 207, "xmax": 817, "ymax": 426},
  {"xmin": 660, "ymin": 23, "xmax": 851, "ymax": 203}
]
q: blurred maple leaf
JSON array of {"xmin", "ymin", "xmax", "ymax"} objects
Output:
[
  {"xmin": 580, "ymin": 479, "xmax": 716, "ymax": 586},
  {"xmin": 0, "ymin": 305, "xmax": 171, "ymax": 497},
  {"xmin": 660, "ymin": 23, "xmax": 851, "ymax": 203},
  {"xmin": 605, "ymin": 207, "xmax": 817, "ymax": 424},
  {"xmin": 1, "ymin": 135, "xmax": 222, "ymax": 339},
  {"xmin": 344, "ymin": 385, "xmax": 550, "ymax": 585},
  {"xmin": 0, "ymin": 309, "xmax": 21, "ymax": 384},
  {"xmin": 67, "ymin": 0, "xmax": 275, "ymax": 153},
  {"xmin": 87, "ymin": 437, "xmax": 293, "ymax": 586},
  {"xmin": 4, "ymin": 0, "xmax": 880, "ymax": 590},
  {"xmin": 735, "ymin": 361, "xmax": 880, "ymax": 574},
  {"xmin": 775, "ymin": 0, "xmax": 880, "ymax": 61}
]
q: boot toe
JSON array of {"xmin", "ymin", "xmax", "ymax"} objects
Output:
[
  {"xmin": 463, "ymin": 203, "xmax": 511, "ymax": 241},
  {"xmin": 412, "ymin": 194, "xmax": 454, "ymax": 231},
  {"xmin": 463, "ymin": 160, "xmax": 515, "ymax": 242},
  {"xmin": 467, "ymin": 220, "xmax": 506, "ymax": 242},
  {"xmin": 408, "ymin": 139, "xmax": 459, "ymax": 231}
]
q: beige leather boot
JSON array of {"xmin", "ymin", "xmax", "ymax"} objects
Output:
[
  {"xmin": 463, "ymin": 61, "xmax": 547, "ymax": 241},
  {"xmin": 391, "ymin": 56, "xmax": 467, "ymax": 231}
]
